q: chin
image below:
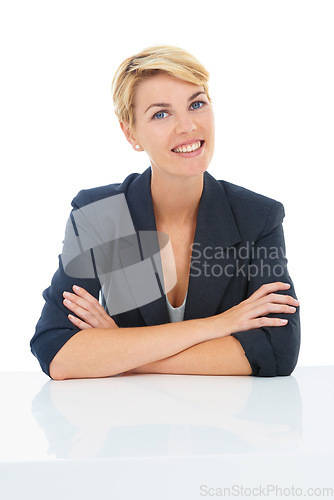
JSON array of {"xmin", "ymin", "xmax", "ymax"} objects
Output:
[
  {"xmin": 151, "ymin": 158, "xmax": 210, "ymax": 179},
  {"xmin": 185, "ymin": 157, "xmax": 211, "ymax": 174},
  {"xmin": 177, "ymin": 163, "xmax": 209, "ymax": 178}
]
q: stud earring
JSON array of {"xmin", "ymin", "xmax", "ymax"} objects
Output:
[{"xmin": 135, "ymin": 145, "xmax": 140, "ymax": 150}]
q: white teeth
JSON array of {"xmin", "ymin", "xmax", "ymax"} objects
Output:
[{"xmin": 173, "ymin": 141, "xmax": 202, "ymax": 153}]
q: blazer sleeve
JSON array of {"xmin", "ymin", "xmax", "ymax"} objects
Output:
[
  {"xmin": 30, "ymin": 191, "xmax": 102, "ymax": 377},
  {"xmin": 231, "ymin": 202, "xmax": 301, "ymax": 377}
]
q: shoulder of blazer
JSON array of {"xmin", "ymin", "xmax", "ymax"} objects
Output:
[
  {"xmin": 70, "ymin": 172, "xmax": 142, "ymax": 210},
  {"xmin": 215, "ymin": 178, "xmax": 285, "ymax": 239}
]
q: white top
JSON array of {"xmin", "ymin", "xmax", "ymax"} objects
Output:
[{"xmin": 166, "ymin": 291, "xmax": 187, "ymax": 322}]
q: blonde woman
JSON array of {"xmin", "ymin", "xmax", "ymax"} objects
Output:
[{"xmin": 31, "ymin": 46, "xmax": 300, "ymax": 380}]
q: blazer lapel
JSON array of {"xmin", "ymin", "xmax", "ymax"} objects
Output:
[
  {"xmin": 184, "ymin": 172, "xmax": 242, "ymax": 320},
  {"xmin": 124, "ymin": 168, "xmax": 170, "ymax": 326}
]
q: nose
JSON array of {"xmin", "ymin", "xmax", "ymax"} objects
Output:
[{"xmin": 174, "ymin": 112, "xmax": 196, "ymax": 135}]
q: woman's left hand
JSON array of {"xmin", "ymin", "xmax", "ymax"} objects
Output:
[{"xmin": 63, "ymin": 285, "xmax": 118, "ymax": 330}]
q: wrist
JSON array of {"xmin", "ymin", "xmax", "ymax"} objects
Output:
[{"xmin": 200, "ymin": 314, "xmax": 230, "ymax": 341}]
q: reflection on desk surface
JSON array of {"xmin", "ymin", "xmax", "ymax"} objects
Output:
[{"xmin": 30, "ymin": 372, "xmax": 302, "ymax": 459}]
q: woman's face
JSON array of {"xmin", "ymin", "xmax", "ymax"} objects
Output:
[{"xmin": 122, "ymin": 73, "xmax": 215, "ymax": 179}]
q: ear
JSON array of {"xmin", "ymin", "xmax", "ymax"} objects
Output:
[{"xmin": 120, "ymin": 121, "xmax": 142, "ymax": 151}]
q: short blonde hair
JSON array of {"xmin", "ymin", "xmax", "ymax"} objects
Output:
[{"xmin": 112, "ymin": 45, "xmax": 211, "ymax": 132}]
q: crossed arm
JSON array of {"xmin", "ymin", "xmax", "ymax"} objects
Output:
[{"xmin": 49, "ymin": 283, "xmax": 299, "ymax": 380}]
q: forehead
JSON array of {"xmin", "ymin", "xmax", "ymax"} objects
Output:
[{"xmin": 133, "ymin": 73, "xmax": 204, "ymax": 108}]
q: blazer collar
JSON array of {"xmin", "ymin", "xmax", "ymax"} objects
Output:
[{"xmin": 124, "ymin": 167, "xmax": 242, "ymax": 324}]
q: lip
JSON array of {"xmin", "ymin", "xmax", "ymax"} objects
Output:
[
  {"xmin": 171, "ymin": 140, "xmax": 205, "ymax": 158},
  {"xmin": 171, "ymin": 138, "xmax": 203, "ymax": 151}
]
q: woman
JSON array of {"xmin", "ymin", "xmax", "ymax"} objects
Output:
[{"xmin": 31, "ymin": 45, "xmax": 300, "ymax": 380}]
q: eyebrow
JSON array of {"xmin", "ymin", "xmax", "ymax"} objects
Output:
[{"xmin": 144, "ymin": 91, "xmax": 207, "ymax": 114}]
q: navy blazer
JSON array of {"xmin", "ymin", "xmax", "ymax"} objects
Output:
[{"xmin": 31, "ymin": 167, "xmax": 300, "ymax": 377}]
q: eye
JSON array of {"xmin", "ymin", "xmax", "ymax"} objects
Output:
[
  {"xmin": 190, "ymin": 100, "xmax": 206, "ymax": 110},
  {"xmin": 152, "ymin": 110, "xmax": 169, "ymax": 120}
]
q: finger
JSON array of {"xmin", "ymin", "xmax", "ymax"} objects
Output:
[
  {"xmin": 72, "ymin": 285, "xmax": 99, "ymax": 305},
  {"xmin": 68, "ymin": 314, "xmax": 92, "ymax": 330},
  {"xmin": 64, "ymin": 298, "xmax": 116, "ymax": 329},
  {"xmin": 259, "ymin": 293, "xmax": 299, "ymax": 307},
  {"xmin": 251, "ymin": 317, "xmax": 289, "ymax": 329},
  {"xmin": 241, "ymin": 293, "xmax": 299, "ymax": 317},
  {"xmin": 63, "ymin": 292, "xmax": 106, "ymax": 321},
  {"xmin": 63, "ymin": 292, "xmax": 97, "ymax": 312},
  {"xmin": 69, "ymin": 288, "xmax": 111, "ymax": 320},
  {"xmin": 247, "ymin": 282, "xmax": 291, "ymax": 303},
  {"xmin": 251, "ymin": 302, "xmax": 297, "ymax": 319},
  {"xmin": 63, "ymin": 298, "xmax": 101, "ymax": 328}
]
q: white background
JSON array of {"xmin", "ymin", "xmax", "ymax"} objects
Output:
[{"xmin": 0, "ymin": 0, "xmax": 333, "ymax": 371}]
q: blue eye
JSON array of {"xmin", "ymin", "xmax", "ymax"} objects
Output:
[
  {"xmin": 190, "ymin": 100, "xmax": 206, "ymax": 110},
  {"xmin": 153, "ymin": 111, "xmax": 168, "ymax": 120}
]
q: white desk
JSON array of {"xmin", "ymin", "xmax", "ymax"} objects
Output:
[{"xmin": 0, "ymin": 367, "xmax": 333, "ymax": 499}]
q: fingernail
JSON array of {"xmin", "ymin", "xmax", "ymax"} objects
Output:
[
  {"xmin": 73, "ymin": 285, "xmax": 80, "ymax": 291},
  {"xmin": 64, "ymin": 298, "xmax": 71, "ymax": 305},
  {"xmin": 280, "ymin": 319, "xmax": 288, "ymax": 324}
]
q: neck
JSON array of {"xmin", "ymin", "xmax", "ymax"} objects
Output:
[{"xmin": 150, "ymin": 167, "xmax": 204, "ymax": 226}]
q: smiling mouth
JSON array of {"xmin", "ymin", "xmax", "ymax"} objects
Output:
[{"xmin": 171, "ymin": 140, "xmax": 204, "ymax": 153}]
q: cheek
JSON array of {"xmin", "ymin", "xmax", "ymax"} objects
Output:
[
  {"xmin": 144, "ymin": 127, "xmax": 170, "ymax": 153},
  {"xmin": 205, "ymin": 110, "xmax": 215, "ymax": 132}
]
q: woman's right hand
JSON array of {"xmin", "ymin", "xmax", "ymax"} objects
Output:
[{"xmin": 215, "ymin": 282, "xmax": 299, "ymax": 337}]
